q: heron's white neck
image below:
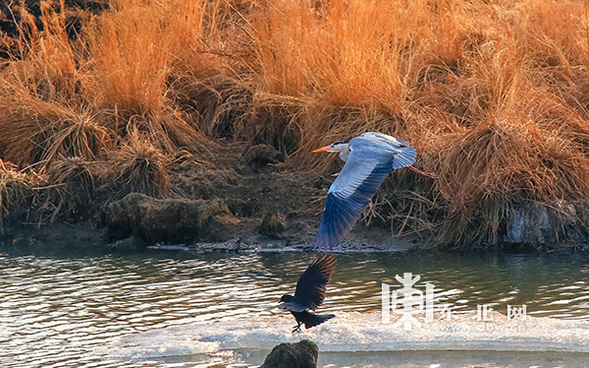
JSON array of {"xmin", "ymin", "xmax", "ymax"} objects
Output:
[{"xmin": 338, "ymin": 144, "xmax": 350, "ymax": 162}]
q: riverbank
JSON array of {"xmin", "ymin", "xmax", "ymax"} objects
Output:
[
  {"xmin": 3, "ymin": 0, "xmax": 589, "ymax": 249},
  {"xmin": 0, "ymin": 139, "xmax": 431, "ymax": 252},
  {"xmin": 3, "ymin": 133, "xmax": 589, "ymax": 251},
  {"xmin": 2, "ymin": 138, "xmax": 589, "ymax": 252}
]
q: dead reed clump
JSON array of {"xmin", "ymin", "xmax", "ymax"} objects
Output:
[
  {"xmin": 431, "ymin": 109, "xmax": 589, "ymax": 247},
  {"xmin": 84, "ymin": 1, "xmax": 172, "ymax": 116},
  {"xmin": 0, "ymin": 0, "xmax": 111, "ymax": 168},
  {"xmin": 170, "ymin": 76, "xmax": 254, "ymax": 141},
  {"xmin": 249, "ymin": 102, "xmax": 307, "ymax": 155},
  {"xmin": 43, "ymin": 156, "xmax": 100, "ymax": 222},
  {"xmin": 84, "ymin": 0, "xmax": 212, "ymax": 152},
  {"xmin": 104, "ymin": 129, "xmax": 171, "ymax": 197},
  {"xmin": 0, "ymin": 101, "xmax": 111, "ymax": 167},
  {"xmin": 0, "ymin": 159, "xmax": 47, "ymax": 230},
  {"xmin": 164, "ymin": 0, "xmax": 256, "ymax": 144},
  {"xmin": 247, "ymin": 0, "xmax": 419, "ymax": 105}
]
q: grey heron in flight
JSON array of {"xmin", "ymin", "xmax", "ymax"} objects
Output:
[
  {"xmin": 279, "ymin": 254, "xmax": 337, "ymax": 332},
  {"xmin": 312, "ymin": 132, "xmax": 417, "ymax": 251}
]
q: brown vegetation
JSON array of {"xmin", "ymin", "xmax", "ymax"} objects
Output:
[
  {"xmin": 2, "ymin": 0, "xmax": 589, "ymax": 247},
  {"xmin": 0, "ymin": 159, "xmax": 46, "ymax": 230}
]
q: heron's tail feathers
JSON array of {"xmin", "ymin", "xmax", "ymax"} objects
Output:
[
  {"xmin": 299, "ymin": 311, "xmax": 336, "ymax": 329},
  {"xmin": 392, "ymin": 146, "xmax": 416, "ymax": 169}
]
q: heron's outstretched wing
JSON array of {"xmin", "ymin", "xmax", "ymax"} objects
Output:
[
  {"xmin": 392, "ymin": 146, "xmax": 416, "ymax": 169},
  {"xmin": 361, "ymin": 132, "xmax": 410, "ymax": 147},
  {"xmin": 360, "ymin": 132, "xmax": 416, "ymax": 169},
  {"xmin": 293, "ymin": 255, "xmax": 337, "ymax": 310},
  {"xmin": 314, "ymin": 137, "xmax": 396, "ymax": 250}
]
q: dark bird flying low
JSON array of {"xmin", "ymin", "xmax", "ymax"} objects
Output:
[
  {"xmin": 279, "ymin": 254, "xmax": 337, "ymax": 333},
  {"xmin": 313, "ymin": 132, "xmax": 418, "ymax": 251}
]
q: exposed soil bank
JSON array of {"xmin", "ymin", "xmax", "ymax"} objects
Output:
[
  {"xmin": 0, "ymin": 140, "xmax": 427, "ymax": 252},
  {"xmin": 1, "ymin": 140, "xmax": 588, "ymax": 253}
]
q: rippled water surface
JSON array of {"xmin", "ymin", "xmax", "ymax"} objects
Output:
[{"xmin": 2, "ymin": 237, "xmax": 589, "ymax": 367}]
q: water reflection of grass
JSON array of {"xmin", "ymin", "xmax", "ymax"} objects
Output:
[{"xmin": 2, "ymin": 0, "xmax": 589, "ymax": 246}]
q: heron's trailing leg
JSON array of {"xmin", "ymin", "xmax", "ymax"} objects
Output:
[{"xmin": 408, "ymin": 165, "xmax": 438, "ymax": 179}]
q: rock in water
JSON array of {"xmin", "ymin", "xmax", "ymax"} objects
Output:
[{"xmin": 260, "ymin": 340, "xmax": 318, "ymax": 368}]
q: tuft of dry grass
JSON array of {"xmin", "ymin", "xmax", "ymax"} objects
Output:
[
  {"xmin": 104, "ymin": 129, "xmax": 171, "ymax": 197},
  {"xmin": 0, "ymin": 99, "xmax": 111, "ymax": 167},
  {"xmin": 0, "ymin": 160, "xmax": 47, "ymax": 229},
  {"xmin": 44, "ymin": 156, "xmax": 100, "ymax": 222}
]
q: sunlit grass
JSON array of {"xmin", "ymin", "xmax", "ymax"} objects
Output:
[
  {"xmin": 2, "ymin": 0, "xmax": 589, "ymax": 245},
  {"xmin": 104, "ymin": 127, "xmax": 172, "ymax": 197}
]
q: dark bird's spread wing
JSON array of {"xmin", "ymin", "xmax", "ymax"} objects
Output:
[
  {"xmin": 278, "ymin": 298, "xmax": 308, "ymax": 313},
  {"xmin": 293, "ymin": 255, "xmax": 337, "ymax": 310},
  {"xmin": 314, "ymin": 134, "xmax": 416, "ymax": 251},
  {"xmin": 292, "ymin": 310, "xmax": 336, "ymax": 329}
]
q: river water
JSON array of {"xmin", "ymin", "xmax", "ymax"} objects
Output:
[{"xmin": 2, "ymin": 236, "xmax": 589, "ymax": 367}]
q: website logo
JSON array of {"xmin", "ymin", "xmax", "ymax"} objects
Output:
[{"xmin": 382, "ymin": 272, "xmax": 526, "ymax": 331}]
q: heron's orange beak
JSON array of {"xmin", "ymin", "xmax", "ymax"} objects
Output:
[{"xmin": 313, "ymin": 145, "xmax": 332, "ymax": 153}]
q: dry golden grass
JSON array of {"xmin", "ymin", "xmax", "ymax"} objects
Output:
[
  {"xmin": 0, "ymin": 97, "xmax": 111, "ymax": 167},
  {"xmin": 0, "ymin": 159, "xmax": 47, "ymax": 227},
  {"xmin": 82, "ymin": 0, "xmax": 212, "ymax": 151},
  {"xmin": 0, "ymin": 1, "xmax": 112, "ymax": 169},
  {"xmin": 40, "ymin": 156, "xmax": 99, "ymax": 222},
  {"xmin": 240, "ymin": 0, "xmax": 589, "ymax": 246},
  {"xmin": 3, "ymin": 0, "xmax": 589, "ymax": 245},
  {"xmin": 103, "ymin": 128, "xmax": 171, "ymax": 197}
]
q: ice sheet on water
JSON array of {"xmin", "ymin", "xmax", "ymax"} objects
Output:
[
  {"xmin": 104, "ymin": 330, "xmax": 221, "ymax": 358},
  {"xmin": 103, "ymin": 310, "xmax": 589, "ymax": 359}
]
